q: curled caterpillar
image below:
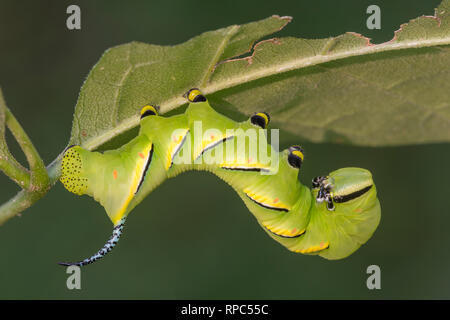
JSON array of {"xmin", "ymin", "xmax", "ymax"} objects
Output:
[{"xmin": 59, "ymin": 88, "xmax": 381, "ymax": 266}]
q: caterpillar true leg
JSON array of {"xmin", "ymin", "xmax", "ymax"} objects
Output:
[
  {"xmin": 58, "ymin": 218, "xmax": 126, "ymax": 266},
  {"xmin": 312, "ymin": 176, "xmax": 327, "ymax": 189}
]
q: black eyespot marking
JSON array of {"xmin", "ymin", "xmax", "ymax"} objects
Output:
[
  {"xmin": 141, "ymin": 110, "xmax": 155, "ymax": 119},
  {"xmin": 288, "ymin": 155, "xmax": 302, "ymax": 169},
  {"xmin": 287, "ymin": 145, "xmax": 304, "ymax": 169},
  {"xmin": 184, "ymin": 88, "xmax": 206, "ymax": 102},
  {"xmin": 193, "ymin": 94, "xmax": 206, "ymax": 102},
  {"xmin": 141, "ymin": 110, "xmax": 156, "ymax": 118},
  {"xmin": 140, "ymin": 105, "xmax": 159, "ymax": 119},
  {"xmin": 250, "ymin": 112, "xmax": 270, "ymax": 129}
]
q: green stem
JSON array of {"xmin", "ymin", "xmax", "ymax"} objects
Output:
[
  {"xmin": 0, "ymin": 154, "xmax": 61, "ymax": 225},
  {"xmin": 4, "ymin": 107, "xmax": 49, "ymax": 191},
  {"xmin": 0, "ymin": 89, "xmax": 52, "ymax": 225},
  {"xmin": 0, "ymin": 153, "xmax": 30, "ymax": 189},
  {"xmin": 0, "ymin": 89, "xmax": 31, "ymax": 189}
]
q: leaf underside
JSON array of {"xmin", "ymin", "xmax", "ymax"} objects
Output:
[{"xmin": 70, "ymin": 0, "xmax": 450, "ymax": 149}]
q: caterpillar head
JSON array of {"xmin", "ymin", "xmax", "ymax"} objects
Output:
[
  {"xmin": 313, "ymin": 168, "xmax": 377, "ymax": 212},
  {"xmin": 310, "ymin": 167, "xmax": 380, "ymax": 260}
]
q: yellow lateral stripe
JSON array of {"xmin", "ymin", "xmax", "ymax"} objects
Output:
[
  {"xmin": 263, "ymin": 222, "xmax": 305, "ymax": 237},
  {"xmin": 221, "ymin": 158, "xmax": 268, "ymax": 167},
  {"xmin": 111, "ymin": 143, "xmax": 153, "ymax": 225},
  {"xmin": 294, "ymin": 241, "xmax": 329, "ymax": 253},
  {"xmin": 244, "ymin": 188, "xmax": 290, "ymax": 211}
]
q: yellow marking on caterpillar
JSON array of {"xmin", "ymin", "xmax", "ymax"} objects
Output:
[
  {"xmin": 292, "ymin": 150, "xmax": 304, "ymax": 161},
  {"xmin": 220, "ymin": 160, "xmax": 270, "ymax": 171},
  {"xmin": 294, "ymin": 241, "xmax": 329, "ymax": 254},
  {"xmin": 244, "ymin": 189, "xmax": 290, "ymax": 211},
  {"xmin": 263, "ymin": 222, "xmax": 305, "ymax": 237},
  {"xmin": 193, "ymin": 133, "xmax": 232, "ymax": 160},
  {"xmin": 256, "ymin": 112, "xmax": 269, "ymax": 127},
  {"xmin": 140, "ymin": 105, "xmax": 158, "ymax": 117},
  {"xmin": 166, "ymin": 129, "xmax": 190, "ymax": 170},
  {"xmin": 188, "ymin": 89, "xmax": 202, "ymax": 102},
  {"xmin": 111, "ymin": 143, "xmax": 153, "ymax": 225}
]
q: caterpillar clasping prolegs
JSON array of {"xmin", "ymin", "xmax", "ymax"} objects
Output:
[{"xmin": 59, "ymin": 88, "xmax": 381, "ymax": 266}]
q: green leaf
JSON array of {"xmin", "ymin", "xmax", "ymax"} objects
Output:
[{"xmin": 70, "ymin": 1, "xmax": 450, "ymax": 149}]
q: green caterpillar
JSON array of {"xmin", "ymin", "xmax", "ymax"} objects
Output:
[{"xmin": 59, "ymin": 89, "xmax": 381, "ymax": 266}]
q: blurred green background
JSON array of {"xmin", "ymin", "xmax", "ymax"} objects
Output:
[{"xmin": 0, "ymin": 0, "xmax": 449, "ymax": 299}]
